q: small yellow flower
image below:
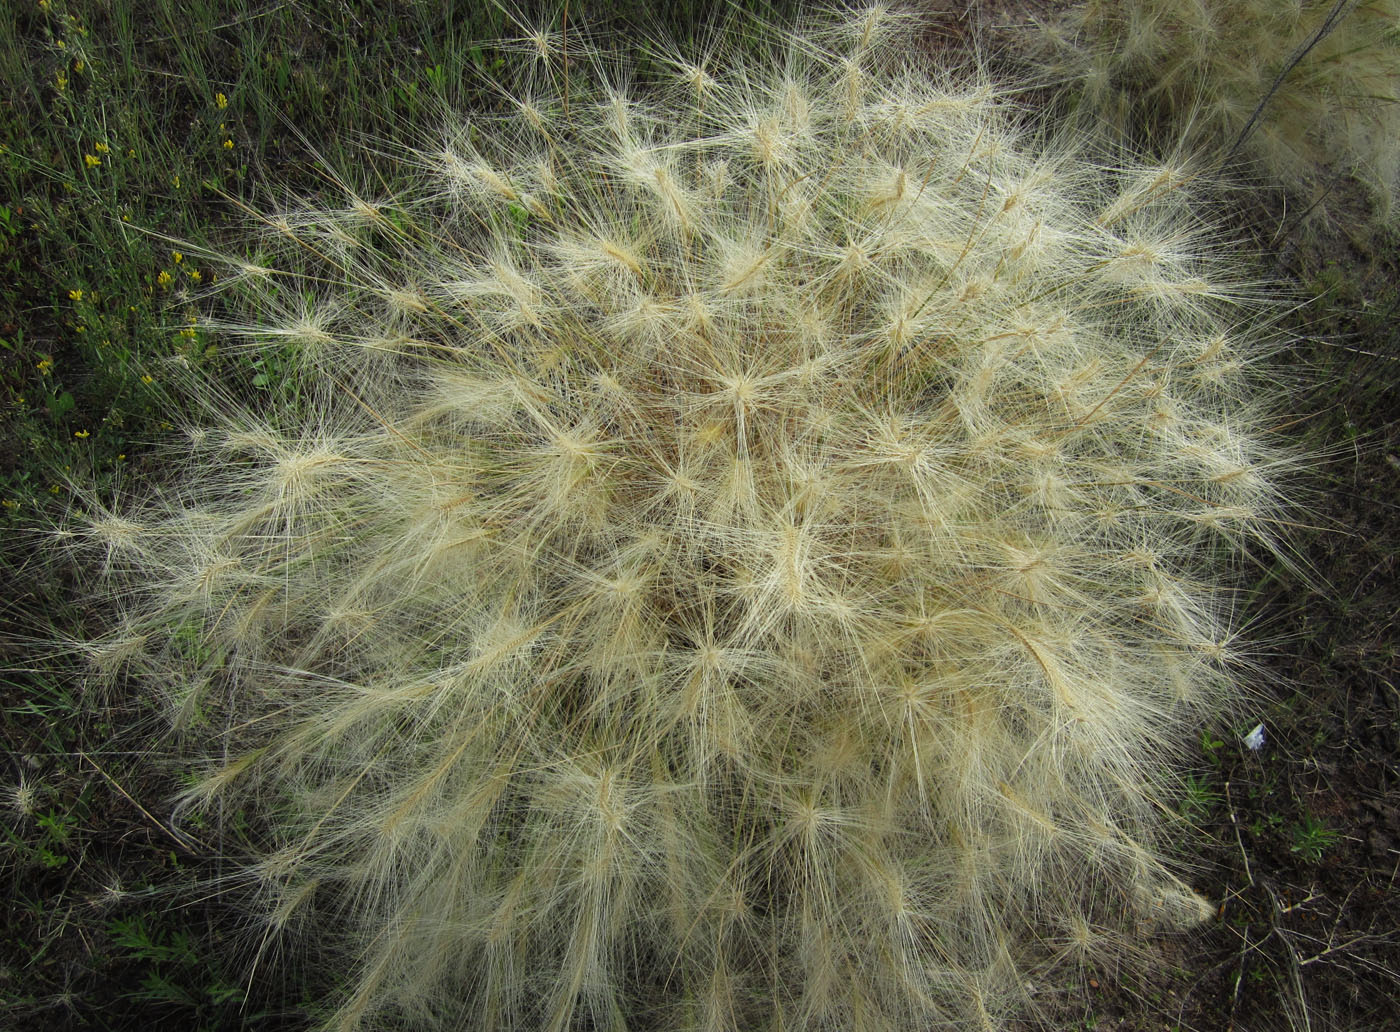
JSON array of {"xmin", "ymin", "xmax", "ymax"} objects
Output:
[
  {"xmin": 1, "ymin": 500, "xmax": 18, "ymax": 511},
  {"xmin": 68, "ymin": 288, "xmax": 83, "ymax": 301},
  {"xmin": 94, "ymin": 141, "xmax": 109, "ymax": 153},
  {"xmin": 126, "ymin": 148, "xmax": 135, "ymax": 158},
  {"xmin": 55, "ymin": 71, "xmax": 67, "ymax": 90},
  {"xmin": 141, "ymin": 374, "xmax": 154, "ymax": 384},
  {"xmin": 157, "ymin": 270, "xmax": 173, "ymax": 287},
  {"xmin": 84, "ymin": 153, "xmax": 101, "ymax": 168},
  {"xmin": 117, "ymin": 453, "xmax": 125, "ymax": 460},
  {"xmin": 74, "ymin": 429, "xmax": 89, "ymax": 439},
  {"xmin": 49, "ymin": 485, "xmax": 61, "ymax": 495},
  {"xmin": 73, "ymin": 58, "xmax": 84, "ymax": 74},
  {"xmin": 38, "ymin": 0, "xmax": 50, "ymax": 10},
  {"xmin": 190, "ymin": 269, "xmax": 203, "ymax": 283},
  {"xmin": 37, "ymin": 358, "xmax": 53, "ymax": 374},
  {"xmin": 222, "ymin": 139, "xmax": 234, "ymax": 150},
  {"xmin": 56, "ymin": 38, "xmax": 64, "ymax": 49},
  {"xmin": 180, "ymin": 328, "xmax": 197, "ymax": 339},
  {"xmin": 215, "ymin": 92, "xmax": 228, "ymax": 109},
  {"xmin": 172, "ymin": 174, "xmax": 181, "ymax": 188},
  {"xmin": 172, "ymin": 251, "xmax": 183, "ymax": 264}
]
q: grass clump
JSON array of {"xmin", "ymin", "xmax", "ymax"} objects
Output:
[
  {"xmin": 1038, "ymin": 0, "xmax": 1400, "ymax": 229},
  {"xmin": 67, "ymin": 6, "xmax": 1299, "ymax": 1029}
]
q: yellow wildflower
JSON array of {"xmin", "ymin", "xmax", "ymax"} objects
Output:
[
  {"xmin": 222, "ymin": 139, "xmax": 234, "ymax": 150},
  {"xmin": 55, "ymin": 71, "xmax": 66, "ymax": 90},
  {"xmin": 68, "ymin": 288, "xmax": 83, "ymax": 301},
  {"xmin": 190, "ymin": 269, "xmax": 203, "ymax": 283},
  {"xmin": 180, "ymin": 328, "xmax": 197, "ymax": 339},
  {"xmin": 73, "ymin": 59, "xmax": 84, "ymax": 73},
  {"xmin": 141, "ymin": 374, "xmax": 154, "ymax": 384},
  {"xmin": 1, "ymin": 500, "xmax": 18, "ymax": 511},
  {"xmin": 74, "ymin": 429, "xmax": 89, "ymax": 439},
  {"xmin": 94, "ymin": 141, "xmax": 109, "ymax": 153},
  {"xmin": 157, "ymin": 270, "xmax": 173, "ymax": 287},
  {"xmin": 49, "ymin": 485, "xmax": 61, "ymax": 495},
  {"xmin": 172, "ymin": 251, "xmax": 183, "ymax": 264},
  {"xmin": 37, "ymin": 358, "xmax": 53, "ymax": 374},
  {"xmin": 126, "ymin": 148, "xmax": 135, "ymax": 158},
  {"xmin": 215, "ymin": 92, "xmax": 228, "ymax": 109},
  {"xmin": 84, "ymin": 153, "xmax": 101, "ymax": 168}
]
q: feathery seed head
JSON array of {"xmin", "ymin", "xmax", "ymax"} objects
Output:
[
  {"xmin": 82, "ymin": 7, "xmax": 1300, "ymax": 1030},
  {"xmin": 1048, "ymin": 0, "xmax": 1400, "ymax": 229}
]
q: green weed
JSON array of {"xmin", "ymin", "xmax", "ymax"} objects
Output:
[{"xmin": 1288, "ymin": 813, "xmax": 1340, "ymax": 863}]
